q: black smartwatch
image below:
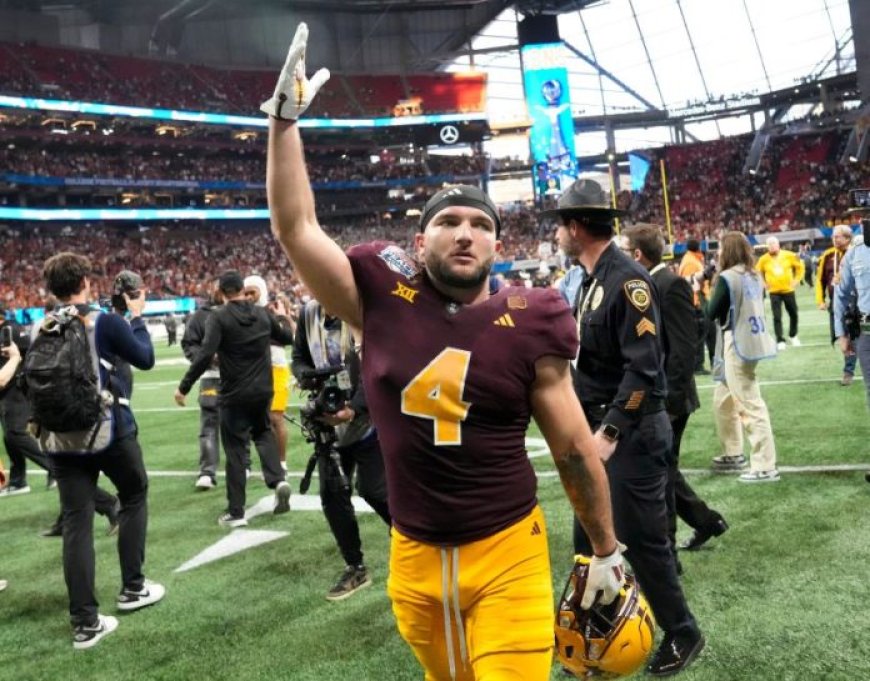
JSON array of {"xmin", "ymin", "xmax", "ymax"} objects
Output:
[{"xmin": 600, "ymin": 423, "xmax": 620, "ymax": 443}]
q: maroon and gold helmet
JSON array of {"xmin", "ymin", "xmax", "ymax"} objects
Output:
[{"xmin": 555, "ymin": 555, "xmax": 656, "ymax": 679}]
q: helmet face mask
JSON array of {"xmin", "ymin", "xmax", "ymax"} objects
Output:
[{"xmin": 555, "ymin": 556, "xmax": 656, "ymax": 679}]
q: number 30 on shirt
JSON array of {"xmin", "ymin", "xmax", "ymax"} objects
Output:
[{"xmin": 401, "ymin": 348, "xmax": 472, "ymax": 446}]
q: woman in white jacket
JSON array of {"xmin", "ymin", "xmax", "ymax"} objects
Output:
[{"xmin": 706, "ymin": 231, "xmax": 780, "ymax": 482}]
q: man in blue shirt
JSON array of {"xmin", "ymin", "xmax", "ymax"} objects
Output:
[
  {"xmin": 834, "ymin": 230, "xmax": 870, "ymax": 483},
  {"xmin": 41, "ymin": 253, "xmax": 164, "ymax": 649}
]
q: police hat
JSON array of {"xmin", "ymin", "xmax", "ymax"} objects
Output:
[{"xmin": 539, "ymin": 178, "xmax": 627, "ymax": 222}]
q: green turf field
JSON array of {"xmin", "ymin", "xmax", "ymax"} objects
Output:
[{"xmin": 1, "ymin": 284, "xmax": 869, "ymax": 680}]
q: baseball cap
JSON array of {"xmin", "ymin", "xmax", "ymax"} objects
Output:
[
  {"xmin": 419, "ymin": 185, "xmax": 501, "ymax": 237},
  {"xmin": 539, "ymin": 178, "xmax": 627, "ymax": 222},
  {"xmin": 218, "ymin": 270, "xmax": 245, "ymax": 294}
]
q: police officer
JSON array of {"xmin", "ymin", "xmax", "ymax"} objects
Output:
[
  {"xmin": 291, "ymin": 299, "xmax": 391, "ymax": 601},
  {"xmin": 549, "ymin": 179, "xmax": 704, "ymax": 677},
  {"xmin": 833, "ymin": 214, "xmax": 870, "ymax": 483}
]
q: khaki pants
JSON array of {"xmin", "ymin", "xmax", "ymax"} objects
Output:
[{"xmin": 713, "ymin": 331, "xmax": 777, "ymax": 472}]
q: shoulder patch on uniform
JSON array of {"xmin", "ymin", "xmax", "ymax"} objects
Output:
[
  {"xmin": 636, "ymin": 318, "xmax": 656, "ymax": 337},
  {"xmin": 377, "ymin": 245, "xmax": 420, "ymax": 280},
  {"xmin": 507, "ymin": 295, "xmax": 527, "ymax": 310},
  {"xmin": 624, "ymin": 279, "xmax": 651, "ymax": 312}
]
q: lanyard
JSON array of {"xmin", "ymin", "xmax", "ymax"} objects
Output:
[{"xmin": 575, "ymin": 277, "xmax": 600, "ymax": 343}]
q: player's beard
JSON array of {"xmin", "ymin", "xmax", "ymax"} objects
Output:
[{"xmin": 426, "ymin": 251, "xmax": 493, "ymax": 290}]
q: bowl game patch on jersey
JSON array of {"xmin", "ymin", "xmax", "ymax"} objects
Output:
[{"xmin": 377, "ymin": 245, "xmax": 420, "ymax": 280}]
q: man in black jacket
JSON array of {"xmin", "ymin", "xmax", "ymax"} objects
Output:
[
  {"xmin": 181, "ymin": 281, "xmax": 223, "ymax": 490},
  {"xmin": 175, "ymin": 270, "xmax": 295, "ymax": 527},
  {"xmin": 621, "ymin": 225, "xmax": 728, "ymax": 556}
]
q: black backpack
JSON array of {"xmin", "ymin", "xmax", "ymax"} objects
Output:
[{"xmin": 23, "ymin": 309, "xmax": 103, "ymax": 433}]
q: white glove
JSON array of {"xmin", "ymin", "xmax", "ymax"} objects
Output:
[
  {"xmin": 580, "ymin": 543, "xmax": 626, "ymax": 610},
  {"xmin": 260, "ymin": 22, "xmax": 330, "ymax": 121}
]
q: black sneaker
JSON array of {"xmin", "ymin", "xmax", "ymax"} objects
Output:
[
  {"xmin": 680, "ymin": 517, "xmax": 729, "ymax": 551},
  {"xmin": 326, "ymin": 565, "xmax": 372, "ymax": 602},
  {"xmin": 117, "ymin": 580, "xmax": 166, "ymax": 612},
  {"xmin": 73, "ymin": 614, "xmax": 119, "ymax": 650},
  {"xmin": 711, "ymin": 454, "xmax": 747, "ymax": 471},
  {"xmin": 647, "ymin": 629, "xmax": 705, "ymax": 676},
  {"xmin": 41, "ymin": 521, "xmax": 63, "ymax": 538}
]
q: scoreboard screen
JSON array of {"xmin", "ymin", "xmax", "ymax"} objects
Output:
[{"xmin": 521, "ymin": 42, "xmax": 578, "ymax": 201}]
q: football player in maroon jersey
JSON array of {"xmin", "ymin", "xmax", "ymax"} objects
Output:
[{"xmin": 262, "ymin": 23, "xmax": 626, "ymax": 680}]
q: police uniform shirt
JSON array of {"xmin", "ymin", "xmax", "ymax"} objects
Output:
[
  {"xmin": 834, "ymin": 243, "xmax": 870, "ymax": 337},
  {"xmin": 572, "ymin": 241, "xmax": 667, "ymax": 432}
]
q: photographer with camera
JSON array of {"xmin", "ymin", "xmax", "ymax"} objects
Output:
[
  {"xmin": 291, "ymin": 299, "xmax": 390, "ymax": 601},
  {"xmin": 175, "ymin": 270, "xmax": 295, "ymax": 527},
  {"xmin": 32, "ymin": 255, "xmax": 163, "ymax": 649}
]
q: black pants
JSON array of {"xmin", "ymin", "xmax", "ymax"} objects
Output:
[
  {"xmin": 220, "ymin": 398, "xmax": 284, "ymax": 518},
  {"xmin": 51, "ymin": 433, "xmax": 148, "ymax": 627},
  {"xmin": 693, "ymin": 309, "xmax": 708, "ymax": 371},
  {"xmin": 770, "ymin": 292, "xmax": 799, "ymax": 342},
  {"xmin": 1, "ymin": 385, "xmax": 51, "ymax": 486},
  {"xmin": 319, "ymin": 434, "xmax": 391, "ymax": 567},
  {"xmin": 667, "ymin": 413, "xmax": 721, "ymax": 553},
  {"xmin": 1, "ymin": 386, "xmax": 116, "ymax": 519},
  {"xmin": 573, "ymin": 411, "xmax": 698, "ymax": 637}
]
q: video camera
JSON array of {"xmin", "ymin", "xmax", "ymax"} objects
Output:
[
  {"xmin": 294, "ymin": 365, "xmax": 353, "ymax": 495},
  {"xmin": 110, "ymin": 270, "xmax": 144, "ymax": 313},
  {"xmin": 298, "ymin": 365, "xmax": 354, "ymax": 420}
]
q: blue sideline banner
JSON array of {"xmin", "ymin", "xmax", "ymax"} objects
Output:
[{"xmin": 521, "ymin": 43, "xmax": 578, "ymax": 201}]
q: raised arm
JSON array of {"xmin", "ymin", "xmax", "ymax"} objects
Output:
[{"xmin": 263, "ymin": 23, "xmax": 362, "ymax": 331}]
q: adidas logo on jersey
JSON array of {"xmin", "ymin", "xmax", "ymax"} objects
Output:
[
  {"xmin": 530, "ymin": 521, "xmax": 542, "ymax": 536},
  {"xmin": 493, "ymin": 314, "xmax": 515, "ymax": 327}
]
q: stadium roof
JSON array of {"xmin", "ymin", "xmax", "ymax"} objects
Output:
[{"xmin": 0, "ymin": 0, "xmax": 859, "ymax": 153}]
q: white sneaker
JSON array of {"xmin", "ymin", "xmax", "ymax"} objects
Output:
[
  {"xmin": 218, "ymin": 512, "xmax": 248, "ymax": 528},
  {"xmin": 739, "ymin": 470, "xmax": 781, "ymax": 483},
  {"xmin": 274, "ymin": 481, "xmax": 291, "ymax": 514},
  {"xmin": 195, "ymin": 475, "xmax": 215, "ymax": 490},
  {"xmin": 73, "ymin": 614, "xmax": 119, "ymax": 650},
  {"xmin": 0, "ymin": 579, "xmax": 7, "ymax": 592},
  {"xmin": 790, "ymin": 336, "xmax": 801, "ymax": 346},
  {"xmin": 0, "ymin": 484, "xmax": 31, "ymax": 497},
  {"xmin": 776, "ymin": 341, "xmax": 787, "ymax": 350},
  {"xmin": 117, "ymin": 579, "xmax": 166, "ymax": 611}
]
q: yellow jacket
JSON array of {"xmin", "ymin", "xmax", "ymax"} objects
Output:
[
  {"xmin": 756, "ymin": 250, "xmax": 804, "ymax": 294},
  {"xmin": 815, "ymin": 246, "xmax": 846, "ymax": 305}
]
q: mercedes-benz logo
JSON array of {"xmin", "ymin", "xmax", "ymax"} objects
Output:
[{"xmin": 439, "ymin": 125, "xmax": 459, "ymax": 144}]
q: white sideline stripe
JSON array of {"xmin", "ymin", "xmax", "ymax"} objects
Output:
[
  {"xmin": 27, "ymin": 459, "xmax": 867, "ymax": 481},
  {"xmin": 175, "ymin": 529, "xmax": 288, "ymax": 573},
  {"xmin": 535, "ymin": 463, "xmax": 870, "ymax": 479},
  {"xmin": 697, "ymin": 375, "xmax": 863, "ymax": 390},
  {"xmin": 155, "ymin": 358, "xmax": 190, "ymax": 367}
]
